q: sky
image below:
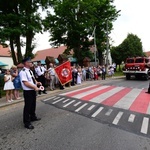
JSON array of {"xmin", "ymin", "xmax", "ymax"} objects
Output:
[
  {"xmin": 34, "ymin": 0, "xmax": 150, "ymax": 52},
  {"xmin": 110, "ymin": 0, "xmax": 150, "ymax": 52}
]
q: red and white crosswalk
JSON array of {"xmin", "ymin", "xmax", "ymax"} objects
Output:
[{"xmin": 60, "ymin": 85, "xmax": 150, "ymax": 114}]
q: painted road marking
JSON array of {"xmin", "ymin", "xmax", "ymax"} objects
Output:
[
  {"xmin": 87, "ymin": 105, "xmax": 95, "ymax": 111},
  {"xmin": 128, "ymin": 114, "xmax": 135, "ymax": 123},
  {"xmin": 43, "ymin": 96, "xmax": 56, "ymax": 102},
  {"xmin": 60, "ymin": 85, "xmax": 150, "ymax": 115},
  {"xmin": 62, "ymin": 99, "xmax": 70, "ymax": 103},
  {"xmin": 112, "ymin": 111, "xmax": 124, "ymax": 125},
  {"xmin": 72, "ymin": 86, "xmax": 110, "ymax": 99},
  {"xmin": 52, "ymin": 98, "xmax": 65, "ymax": 104},
  {"xmin": 60, "ymin": 85, "xmax": 97, "ymax": 96},
  {"xmin": 74, "ymin": 102, "xmax": 82, "ymax": 107},
  {"xmin": 63, "ymin": 100, "xmax": 76, "ymax": 108},
  {"xmin": 53, "ymin": 97, "xmax": 60, "ymax": 101},
  {"xmin": 90, "ymin": 87, "xmax": 124, "ymax": 103},
  {"xmin": 91, "ymin": 107, "xmax": 104, "ymax": 118},
  {"xmin": 146, "ymin": 102, "xmax": 150, "ymax": 115},
  {"xmin": 75, "ymin": 103, "xmax": 88, "ymax": 112},
  {"xmin": 141, "ymin": 117, "xmax": 149, "ymax": 134},
  {"xmin": 114, "ymin": 89, "xmax": 142, "ymax": 110},
  {"xmin": 105, "ymin": 109, "xmax": 113, "ymax": 116}
]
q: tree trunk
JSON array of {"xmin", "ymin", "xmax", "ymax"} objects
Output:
[
  {"xmin": 16, "ymin": 35, "xmax": 23, "ymax": 63},
  {"xmin": 98, "ymin": 50, "xmax": 103, "ymax": 65},
  {"xmin": 73, "ymin": 46, "xmax": 81, "ymax": 65},
  {"xmin": 10, "ymin": 37, "xmax": 17, "ymax": 65},
  {"xmin": 25, "ymin": 30, "xmax": 34, "ymax": 58}
]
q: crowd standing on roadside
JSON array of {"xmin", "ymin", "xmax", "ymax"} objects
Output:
[{"xmin": 2, "ymin": 62, "xmax": 116, "ymax": 103}]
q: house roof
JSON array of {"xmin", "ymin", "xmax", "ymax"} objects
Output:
[
  {"xmin": 145, "ymin": 51, "xmax": 150, "ymax": 57},
  {"xmin": 0, "ymin": 45, "xmax": 11, "ymax": 57},
  {"xmin": 32, "ymin": 46, "xmax": 67, "ymax": 61}
]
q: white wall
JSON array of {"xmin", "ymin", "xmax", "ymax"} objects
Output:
[{"xmin": 0, "ymin": 57, "xmax": 14, "ymax": 69}]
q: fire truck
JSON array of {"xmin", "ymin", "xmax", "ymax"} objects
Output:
[{"xmin": 123, "ymin": 57, "xmax": 150, "ymax": 80}]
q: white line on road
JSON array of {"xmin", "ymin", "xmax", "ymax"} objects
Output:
[
  {"xmin": 87, "ymin": 105, "xmax": 95, "ymax": 111},
  {"xmin": 114, "ymin": 89, "xmax": 142, "ymax": 110},
  {"xmin": 146, "ymin": 102, "xmax": 150, "ymax": 115},
  {"xmin": 90, "ymin": 87, "xmax": 124, "ymax": 103},
  {"xmin": 75, "ymin": 103, "xmax": 88, "ymax": 112},
  {"xmin": 62, "ymin": 99, "xmax": 70, "ymax": 103},
  {"xmin": 128, "ymin": 114, "xmax": 135, "ymax": 123},
  {"xmin": 74, "ymin": 102, "xmax": 81, "ymax": 107},
  {"xmin": 105, "ymin": 109, "xmax": 113, "ymax": 116},
  {"xmin": 43, "ymin": 96, "xmax": 56, "ymax": 102},
  {"xmin": 112, "ymin": 112, "xmax": 123, "ymax": 125},
  {"xmin": 141, "ymin": 117, "xmax": 149, "ymax": 134},
  {"xmin": 73, "ymin": 86, "xmax": 110, "ymax": 99},
  {"xmin": 91, "ymin": 107, "xmax": 104, "ymax": 118},
  {"xmin": 52, "ymin": 98, "xmax": 65, "ymax": 104},
  {"xmin": 60, "ymin": 85, "xmax": 97, "ymax": 95},
  {"xmin": 63, "ymin": 100, "xmax": 76, "ymax": 108},
  {"xmin": 53, "ymin": 97, "xmax": 60, "ymax": 101}
]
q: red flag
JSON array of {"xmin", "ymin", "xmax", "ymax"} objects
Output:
[{"xmin": 55, "ymin": 61, "xmax": 72, "ymax": 85}]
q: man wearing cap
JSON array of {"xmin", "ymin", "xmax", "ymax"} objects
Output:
[
  {"xmin": 35, "ymin": 61, "xmax": 47, "ymax": 95},
  {"xmin": 19, "ymin": 58, "xmax": 42, "ymax": 129}
]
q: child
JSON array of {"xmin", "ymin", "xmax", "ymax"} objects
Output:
[{"xmin": 3, "ymin": 69, "xmax": 15, "ymax": 102}]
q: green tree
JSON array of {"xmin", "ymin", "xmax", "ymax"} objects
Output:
[
  {"xmin": 92, "ymin": 0, "xmax": 120, "ymax": 65},
  {"xmin": 119, "ymin": 33, "xmax": 144, "ymax": 61},
  {"xmin": 0, "ymin": 0, "xmax": 52, "ymax": 65},
  {"xmin": 44, "ymin": 0, "xmax": 120, "ymax": 65},
  {"xmin": 111, "ymin": 46, "xmax": 122, "ymax": 71},
  {"xmin": 111, "ymin": 33, "xmax": 144, "ymax": 70}
]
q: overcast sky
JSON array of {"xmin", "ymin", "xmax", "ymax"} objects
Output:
[
  {"xmin": 111, "ymin": 0, "xmax": 150, "ymax": 52},
  {"xmin": 35, "ymin": 0, "xmax": 150, "ymax": 52}
]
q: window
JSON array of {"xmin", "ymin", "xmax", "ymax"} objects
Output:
[
  {"xmin": 135, "ymin": 58, "xmax": 144, "ymax": 63},
  {"xmin": 126, "ymin": 59, "xmax": 134, "ymax": 63}
]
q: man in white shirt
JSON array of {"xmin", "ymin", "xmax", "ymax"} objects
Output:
[
  {"xmin": 19, "ymin": 58, "xmax": 42, "ymax": 129},
  {"xmin": 35, "ymin": 61, "xmax": 47, "ymax": 95},
  {"xmin": 48, "ymin": 63, "xmax": 56, "ymax": 90}
]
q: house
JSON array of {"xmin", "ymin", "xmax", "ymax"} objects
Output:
[
  {"xmin": 32, "ymin": 46, "xmax": 67, "ymax": 64},
  {"xmin": 0, "ymin": 45, "xmax": 13, "ymax": 69},
  {"xmin": 32, "ymin": 46, "xmax": 77, "ymax": 64},
  {"xmin": 32, "ymin": 45, "xmax": 112, "ymax": 66},
  {"xmin": 145, "ymin": 51, "xmax": 150, "ymax": 57}
]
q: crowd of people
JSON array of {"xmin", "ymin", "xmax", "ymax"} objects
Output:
[
  {"xmin": 1, "ymin": 59, "xmax": 116, "ymax": 129},
  {"xmin": 2, "ymin": 62, "xmax": 116, "ymax": 103}
]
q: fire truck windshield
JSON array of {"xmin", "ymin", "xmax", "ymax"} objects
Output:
[
  {"xmin": 126, "ymin": 59, "xmax": 134, "ymax": 63},
  {"xmin": 135, "ymin": 58, "xmax": 144, "ymax": 63}
]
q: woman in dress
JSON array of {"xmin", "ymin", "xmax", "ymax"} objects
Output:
[
  {"xmin": 3, "ymin": 69, "xmax": 15, "ymax": 102},
  {"xmin": 77, "ymin": 67, "xmax": 82, "ymax": 84},
  {"xmin": 11, "ymin": 65, "xmax": 21, "ymax": 99}
]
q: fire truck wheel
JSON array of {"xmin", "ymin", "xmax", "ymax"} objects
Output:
[{"xmin": 126, "ymin": 74, "xmax": 130, "ymax": 80}]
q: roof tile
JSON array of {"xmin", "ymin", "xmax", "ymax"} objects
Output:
[{"xmin": 32, "ymin": 46, "xmax": 67, "ymax": 61}]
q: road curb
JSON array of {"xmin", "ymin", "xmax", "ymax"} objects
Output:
[{"xmin": 0, "ymin": 76, "xmax": 125, "ymax": 108}]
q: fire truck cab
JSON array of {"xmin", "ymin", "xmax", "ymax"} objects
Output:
[{"xmin": 123, "ymin": 57, "xmax": 150, "ymax": 80}]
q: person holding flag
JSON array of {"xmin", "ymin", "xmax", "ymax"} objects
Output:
[{"xmin": 55, "ymin": 61, "xmax": 72, "ymax": 89}]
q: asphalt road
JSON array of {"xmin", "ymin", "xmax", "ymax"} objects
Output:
[{"xmin": 0, "ymin": 78, "xmax": 150, "ymax": 150}]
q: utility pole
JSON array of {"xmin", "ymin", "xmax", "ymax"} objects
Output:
[
  {"xmin": 92, "ymin": 26, "xmax": 97, "ymax": 66},
  {"xmin": 106, "ymin": 20, "xmax": 109, "ymax": 72}
]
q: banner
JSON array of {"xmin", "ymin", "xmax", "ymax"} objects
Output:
[{"xmin": 55, "ymin": 61, "xmax": 72, "ymax": 85}]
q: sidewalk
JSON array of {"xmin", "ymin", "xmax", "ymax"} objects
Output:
[{"xmin": 0, "ymin": 76, "xmax": 125, "ymax": 108}]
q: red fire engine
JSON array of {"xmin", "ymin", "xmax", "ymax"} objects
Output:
[{"xmin": 123, "ymin": 57, "xmax": 150, "ymax": 80}]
